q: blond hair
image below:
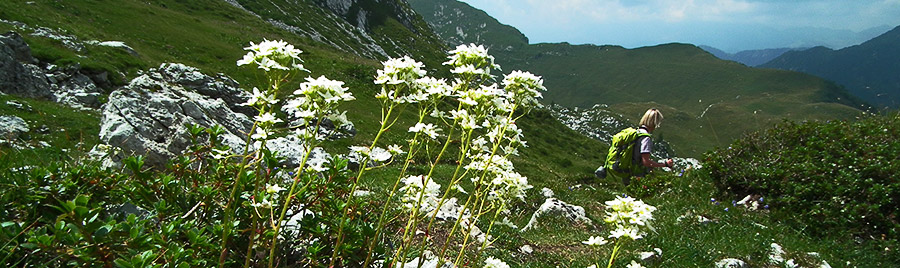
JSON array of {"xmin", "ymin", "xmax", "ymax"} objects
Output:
[{"xmin": 640, "ymin": 108, "xmax": 663, "ymax": 129}]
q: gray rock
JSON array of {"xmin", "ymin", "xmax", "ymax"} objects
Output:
[
  {"xmin": 521, "ymin": 198, "xmax": 593, "ymax": 232},
  {"xmin": 100, "ymin": 63, "xmax": 255, "ymax": 167},
  {"xmin": 0, "ymin": 31, "xmax": 35, "ymax": 63},
  {"xmin": 715, "ymin": 258, "xmax": 748, "ymax": 268},
  {"xmin": 54, "ymin": 72, "xmax": 103, "ymax": 109},
  {"xmin": 150, "ymin": 63, "xmax": 254, "ymax": 115},
  {"xmin": 97, "ymin": 41, "xmax": 138, "ymax": 56},
  {"xmin": 0, "ymin": 32, "xmax": 52, "ymax": 99},
  {"xmin": 100, "ymin": 63, "xmax": 354, "ymax": 169},
  {"xmin": 0, "ymin": 115, "xmax": 29, "ymax": 140}
]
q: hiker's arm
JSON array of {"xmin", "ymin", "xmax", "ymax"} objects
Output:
[{"xmin": 641, "ymin": 154, "xmax": 673, "ymax": 168}]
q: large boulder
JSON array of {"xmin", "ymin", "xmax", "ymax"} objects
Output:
[
  {"xmin": 0, "ymin": 32, "xmax": 53, "ymax": 99},
  {"xmin": 100, "ymin": 63, "xmax": 254, "ymax": 167},
  {"xmin": 99, "ymin": 63, "xmax": 344, "ymax": 169}
]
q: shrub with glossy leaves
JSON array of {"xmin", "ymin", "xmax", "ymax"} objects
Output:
[{"xmin": 705, "ymin": 113, "xmax": 900, "ymax": 246}]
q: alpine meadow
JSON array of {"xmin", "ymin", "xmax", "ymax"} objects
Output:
[{"xmin": 1, "ymin": 0, "xmax": 897, "ymax": 268}]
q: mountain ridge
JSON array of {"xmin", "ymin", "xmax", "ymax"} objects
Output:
[
  {"xmin": 761, "ymin": 25, "xmax": 900, "ymax": 108},
  {"xmin": 699, "ymin": 45, "xmax": 807, "ymax": 67},
  {"xmin": 408, "ymin": 0, "xmax": 867, "ymax": 157}
]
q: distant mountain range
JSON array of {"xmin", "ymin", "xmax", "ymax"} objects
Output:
[
  {"xmin": 760, "ymin": 25, "xmax": 900, "ymax": 108},
  {"xmin": 698, "ymin": 46, "xmax": 808, "ymax": 67},
  {"xmin": 409, "ymin": 0, "xmax": 867, "ymax": 157}
]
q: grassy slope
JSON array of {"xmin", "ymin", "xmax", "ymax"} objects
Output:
[
  {"xmin": 407, "ymin": 0, "xmax": 868, "ymax": 157},
  {"xmin": 494, "ymin": 43, "xmax": 866, "ymax": 156},
  {"xmin": 0, "ymin": 0, "xmax": 452, "ymax": 148}
]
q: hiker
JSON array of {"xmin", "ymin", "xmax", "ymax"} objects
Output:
[{"xmin": 596, "ymin": 108, "xmax": 674, "ymax": 185}]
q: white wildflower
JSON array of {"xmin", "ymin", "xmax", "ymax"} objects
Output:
[
  {"xmin": 582, "ymin": 236, "xmax": 608, "ymax": 246},
  {"xmin": 387, "ymin": 144, "xmax": 405, "ymax": 155},
  {"xmin": 626, "ymin": 260, "xmax": 646, "ymax": 268},
  {"xmin": 266, "ymin": 184, "xmax": 286, "ymax": 194},
  {"xmin": 242, "ymin": 87, "xmax": 278, "ymax": 107},
  {"xmin": 399, "ymin": 175, "xmax": 442, "ymax": 213},
  {"xmin": 502, "ymin": 70, "xmax": 546, "ymax": 109},
  {"xmin": 250, "ymin": 127, "xmax": 269, "ymax": 141},
  {"xmin": 483, "ymin": 257, "xmax": 509, "ymax": 268},
  {"xmin": 254, "ymin": 112, "xmax": 283, "ymax": 125},
  {"xmin": 369, "ymin": 147, "xmax": 392, "ymax": 162},
  {"xmin": 408, "ymin": 123, "xmax": 441, "ymax": 139},
  {"xmin": 444, "ymin": 44, "xmax": 499, "ymax": 75},
  {"xmin": 374, "ymin": 56, "xmax": 426, "ymax": 85},
  {"xmin": 237, "ymin": 39, "xmax": 306, "ymax": 72}
]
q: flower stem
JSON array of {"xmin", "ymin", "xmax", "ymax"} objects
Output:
[
  {"xmin": 267, "ymin": 123, "xmax": 322, "ymax": 268},
  {"xmin": 606, "ymin": 239, "xmax": 623, "ymax": 268},
  {"xmin": 394, "ymin": 123, "xmax": 456, "ymax": 266},
  {"xmin": 329, "ymin": 101, "xmax": 397, "ymax": 267}
]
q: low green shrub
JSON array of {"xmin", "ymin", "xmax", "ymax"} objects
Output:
[{"xmin": 704, "ymin": 113, "xmax": 900, "ymax": 247}]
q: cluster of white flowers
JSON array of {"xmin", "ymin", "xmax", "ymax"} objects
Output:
[
  {"xmin": 457, "ymin": 83, "xmax": 504, "ymax": 110},
  {"xmin": 444, "ymin": 44, "xmax": 499, "ymax": 76},
  {"xmin": 375, "ymin": 56, "xmax": 426, "ymax": 85},
  {"xmin": 254, "ymin": 112, "xmax": 283, "ymax": 125},
  {"xmin": 626, "ymin": 260, "xmax": 647, "ymax": 268},
  {"xmin": 462, "ymin": 149, "xmax": 531, "ymax": 209},
  {"xmin": 399, "ymin": 175, "xmax": 442, "ymax": 213},
  {"xmin": 237, "ymin": 39, "xmax": 307, "ymax": 72},
  {"xmin": 604, "ymin": 195, "xmax": 657, "ymax": 240},
  {"xmin": 408, "ymin": 123, "xmax": 442, "ymax": 140},
  {"xmin": 251, "ymin": 183, "xmax": 287, "ymax": 209},
  {"xmin": 582, "ymin": 236, "xmax": 609, "ymax": 247},
  {"xmin": 484, "ymin": 117, "xmax": 525, "ymax": 147},
  {"xmin": 251, "ymin": 126, "xmax": 271, "ymax": 141},
  {"xmin": 502, "ymin": 70, "xmax": 546, "ymax": 109},
  {"xmin": 487, "ymin": 170, "xmax": 532, "ymax": 204},
  {"xmin": 464, "ymin": 152, "xmax": 514, "ymax": 174},
  {"xmin": 242, "ymin": 87, "xmax": 279, "ymax": 107},
  {"xmin": 482, "ymin": 257, "xmax": 509, "ymax": 268},
  {"xmin": 347, "ymin": 145, "xmax": 400, "ymax": 165},
  {"xmin": 375, "ymin": 56, "xmax": 447, "ymax": 107},
  {"xmin": 282, "ymin": 75, "xmax": 355, "ymax": 129},
  {"xmin": 400, "ymin": 76, "xmax": 453, "ymax": 104}
]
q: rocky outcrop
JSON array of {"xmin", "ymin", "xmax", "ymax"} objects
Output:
[
  {"xmin": 0, "ymin": 32, "xmax": 53, "ymax": 99},
  {"xmin": 0, "ymin": 31, "xmax": 110, "ymax": 109},
  {"xmin": 99, "ymin": 63, "xmax": 254, "ymax": 168},
  {"xmin": 224, "ymin": 0, "xmax": 443, "ymax": 60},
  {"xmin": 714, "ymin": 258, "xmax": 748, "ymax": 268},
  {"xmin": 521, "ymin": 197, "xmax": 594, "ymax": 232},
  {"xmin": 98, "ymin": 63, "xmax": 345, "ymax": 168}
]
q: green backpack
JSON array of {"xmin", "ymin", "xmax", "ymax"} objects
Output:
[{"xmin": 599, "ymin": 127, "xmax": 651, "ymax": 179}]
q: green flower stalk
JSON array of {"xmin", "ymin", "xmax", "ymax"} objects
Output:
[
  {"xmin": 220, "ymin": 39, "xmax": 308, "ymax": 268},
  {"xmin": 225, "ymin": 40, "xmax": 358, "ymax": 268},
  {"xmin": 330, "ymin": 55, "xmax": 431, "ymax": 267}
]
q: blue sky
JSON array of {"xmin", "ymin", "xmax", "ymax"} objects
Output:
[{"xmin": 457, "ymin": 0, "xmax": 900, "ymax": 53}]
